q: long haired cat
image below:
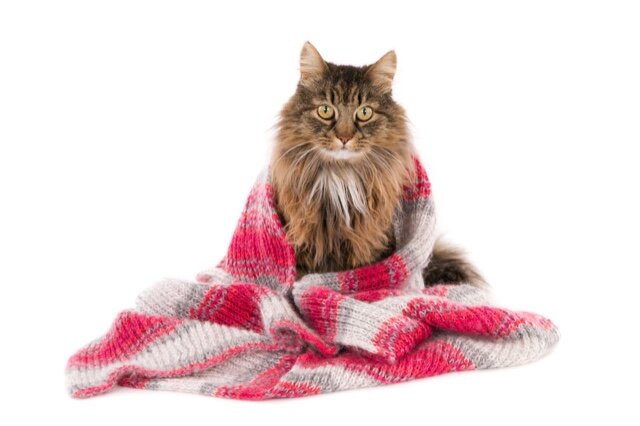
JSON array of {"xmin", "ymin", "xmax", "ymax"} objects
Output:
[{"xmin": 271, "ymin": 42, "xmax": 484, "ymax": 286}]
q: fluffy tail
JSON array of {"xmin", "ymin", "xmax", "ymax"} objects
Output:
[{"xmin": 422, "ymin": 238, "xmax": 486, "ymax": 287}]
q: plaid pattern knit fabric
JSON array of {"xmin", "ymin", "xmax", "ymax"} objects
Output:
[{"xmin": 66, "ymin": 158, "xmax": 559, "ymax": 400}]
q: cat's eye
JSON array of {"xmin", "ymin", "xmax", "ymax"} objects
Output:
[
  {"xmin": 317, "ymin": 104, "xmax": 335, "ymax": 119},
  {"xmin": 356, "ymin": 106, "xmax": 374, "ymax": 122}
]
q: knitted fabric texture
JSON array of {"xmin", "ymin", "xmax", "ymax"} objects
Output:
[{"xmin": 66, "ymin": 158, "xmax": 559, "ymax": 400}]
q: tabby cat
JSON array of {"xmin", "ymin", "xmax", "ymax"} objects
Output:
[{"xmin": 271, "ymin": 42, "xmax": 483, "ymax": 286}]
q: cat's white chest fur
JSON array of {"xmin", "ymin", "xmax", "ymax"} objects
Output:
[{"xmin": 308, "ymin": 168, "xmax": 367, "ymax": 227}]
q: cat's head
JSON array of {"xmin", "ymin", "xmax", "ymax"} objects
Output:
[{"xmin": 275, "ymin": 42, "xmax": 411, "ymax": 169}]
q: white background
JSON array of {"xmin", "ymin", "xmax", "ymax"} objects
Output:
[{"xmin": 1, "ymin": 1, "xmax": 639, "ymax": 424}]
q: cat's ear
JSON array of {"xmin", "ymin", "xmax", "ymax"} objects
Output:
[
  {"xmin": 299, "ymin": 42, "xmax": 328, "ymax": 85},
  {"xmin": 366, "ymin": 50, "xmax": 397, "ymax": 93}
]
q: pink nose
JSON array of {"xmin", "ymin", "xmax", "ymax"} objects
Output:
[{"xmin": 337, "ymin": 135, "xmax": 352, "ymax": 144}]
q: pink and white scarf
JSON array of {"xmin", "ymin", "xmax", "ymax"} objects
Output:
[{"xmin": 66, "ymin": 158, "xmax": 558, "ymax": 400}]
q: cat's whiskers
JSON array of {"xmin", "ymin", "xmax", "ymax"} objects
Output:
[
  {"xmin": 370, "ymin": 146, "xmax": 407, "ymax": 173},
  {"xmin": 273, "ymin": 142, "xmax": 309, "ymax": 169},
  {"xmin": 281, "ymin": 145, "xmax": 318, "ymax": 186},
  {"xmin": 289, "ymin": 144, "xmax": 319, "ymax": 169}
]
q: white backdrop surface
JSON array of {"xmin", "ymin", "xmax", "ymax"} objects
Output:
[{"xmin": 1, "ymin": 1, "xmax": 638, "ymax": 424}]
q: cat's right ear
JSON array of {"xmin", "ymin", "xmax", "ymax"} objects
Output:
[{"xmin": 299, "ymin": 42, "xmax": 328, "ymax": 86}]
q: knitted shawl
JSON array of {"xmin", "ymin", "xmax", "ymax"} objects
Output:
[{"xmin": 66, "ymin": 158, "xmax": 559, "ymax": 400}]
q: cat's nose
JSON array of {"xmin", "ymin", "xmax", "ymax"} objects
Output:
[{"xmin": 337, "ymin": 135, "xmax": 352, "ymax": 145}]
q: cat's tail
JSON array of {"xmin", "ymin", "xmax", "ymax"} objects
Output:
[{"xmin": 423, "ymin": 238, "xmax": 487, "ymax": 288}]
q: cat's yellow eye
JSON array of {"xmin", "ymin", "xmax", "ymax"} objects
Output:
[
  {"xmin": 356, "ymin": 106, "xmax": 374, "ymax": 121},
  {"xmin": 317, "ymin": 104, "xmax": 335, "ymax": 119}
]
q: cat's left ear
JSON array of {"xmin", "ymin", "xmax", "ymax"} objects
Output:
[{"xmin": 366, "ymin": 50, "xmax": 397, "ymax": 93}]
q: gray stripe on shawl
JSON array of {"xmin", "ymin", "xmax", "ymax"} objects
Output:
[
  {"xmin": 279, "ymin": 364, "xmax": 380, "ymax": 393},
  {"xmin": 441, "ymin": 323, "xmax": 560, "ymax": 369}
]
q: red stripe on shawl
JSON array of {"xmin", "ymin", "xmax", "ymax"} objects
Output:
[
  {"xmin": 337, "ymin": 253, "xmax": 409, "ymax": 293},
  {"xmin": 296, "ymin": 286, "xmax": 343, "ymax": 342},
  {"xmin": 67, "ymin": 312, "xmax": 181, "ymax": 367},
  {"xmin": 371, "ymin": 316, "xmax": 432, "ymax": 363},
  {"xmin": 402, "ymin": 157, "xmax": 432, "ymax": 201},
  {"xmin": 404, "ymin": 298, "xmax": 527, "ymax": 338},
  {"xmin": 222, "ymin": 182, "xmax": 296, "ymax": 286},
  {"xmin": 189, "ymin": 283, "xmax": 268, "ymax": 333},
  {"xmin": 296, "ymin": 339, "xmax": 474, "ymax": 384}
]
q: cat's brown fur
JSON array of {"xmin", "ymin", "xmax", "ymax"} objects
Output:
[
  {"xmin": 271, "ymin": 42, "xmax": 485, "ymax": 286},
  {"xmin": 271, "ymin": 43, "xmax": 411, "ymax": 273}
]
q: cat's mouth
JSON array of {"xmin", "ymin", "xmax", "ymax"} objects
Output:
[{"xmin": 321, "ymin": 148, "xmax": 363, "ymax": 161}]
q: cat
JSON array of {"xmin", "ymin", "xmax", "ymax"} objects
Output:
[{"xmin": 271, "ymin": 42, "xmax": 484, "ymax": 287}]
